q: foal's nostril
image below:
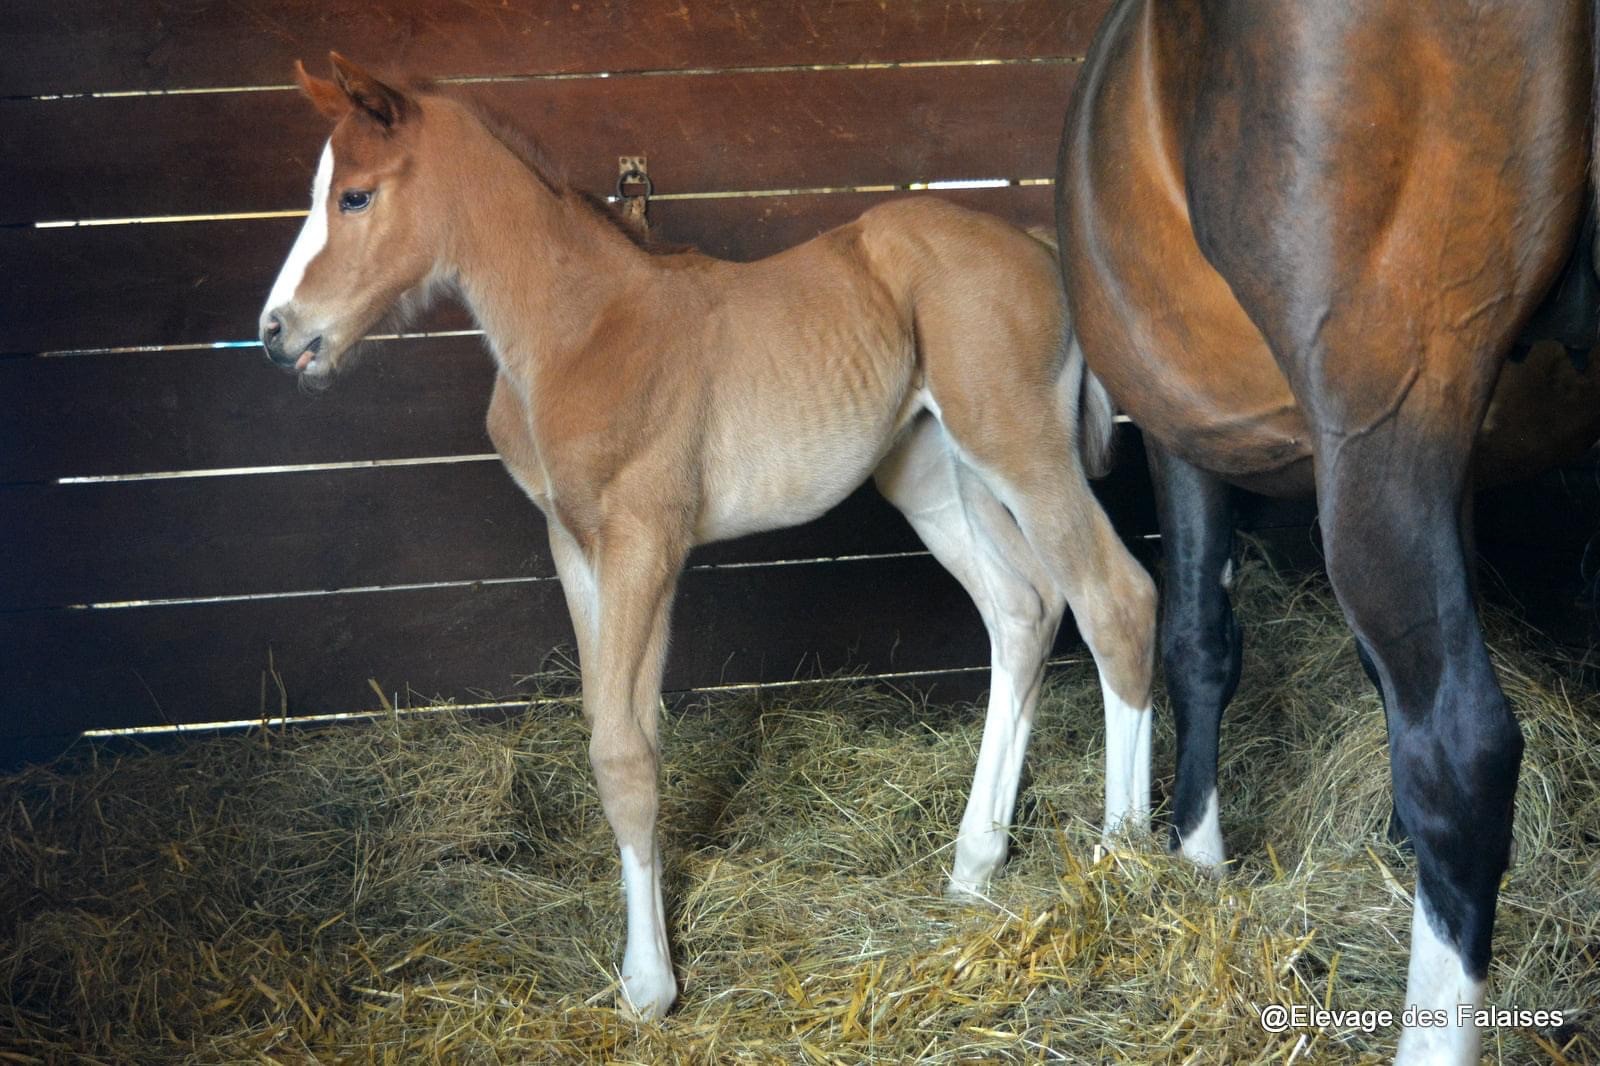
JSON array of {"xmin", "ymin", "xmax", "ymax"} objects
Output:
[{"xmin": 261, "ymin": 312, "xmax": 299, "ymax": 368}]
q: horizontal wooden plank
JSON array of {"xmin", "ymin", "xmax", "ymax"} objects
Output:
[
  {"xmin": 1, "ymin": 436, "xmax": 1161, "ymax": 610},
  {"xmin": 0, "ymin": 216, "xmax": 436, "ymax": 356},
  {"xmin": 0, "ymin": 184, "xmax": 1053, "ymax": 354},
  {"xmin": 0, "ymin": 0, "xmax": 1109, "ymax": 97},
  {"xmin": 1, "ymin": 461, "xmax": 546, "ymax": 610},
  {"xmin": 0, "ymin": 468, "xmax": 943, "ymax": 611},
  {"xmin": 2, "ymin": 552, "xmax": 1076, "ymax": 738},
  {"xmin": 0, "ymin": 336, "xmax": 499, "ymax": 483},
  {"xmin": 4, "ymin": 664, "xmax": 1004, "ymax": 772},
  {"xmin": 2, "ymin": 64, "xmax": 1074, "ymax": 225},
  {"xmin": 2, "ymin": 661, "xmax": 1006, "ymax": 772}
]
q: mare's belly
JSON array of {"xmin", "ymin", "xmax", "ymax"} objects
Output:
[{"xmin": 1062, "ymin": 0, "xmax": 1312, "ymax": 489}]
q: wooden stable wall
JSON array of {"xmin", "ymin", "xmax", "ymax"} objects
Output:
[
  {"xmin": 2, "ymin": 2, "xmax": 1593, "ymax": 762},
  {"xmin": 5, "ymin": 0, "xmax": 1180, "ymax": 756}
]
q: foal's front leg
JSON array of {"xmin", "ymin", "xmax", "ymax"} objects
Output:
[{"xmin": 551, "ymin": 517, "xmax": 685, "ymax": 1020}]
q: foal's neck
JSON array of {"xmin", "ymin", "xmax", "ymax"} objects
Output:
[{"xmin": 439, "ymin": 108, "xmax": 648, "ymax": 377}]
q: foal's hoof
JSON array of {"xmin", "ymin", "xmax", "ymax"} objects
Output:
[
  {"xmin": 619, "ymin": 968, "xmax": 677, "ymax": 1023},
  {"xmin": 1092, "ymin": 838, "xmax": 1135, "ymax": 866},
  {"xmin": 1101, "ymin": 809, "xmax": 1152, "ymax": 840},
  {"xmin": 945, "ymin": 872, "xmax": 994, "ymax": 904}
]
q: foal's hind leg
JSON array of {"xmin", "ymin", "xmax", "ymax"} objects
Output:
[
  {"xmin": 934, "ymin": 404, "xmax": 1157, "ymax": 841},
  {"xmin": 1147, "ymin": 443, "xmax": 1240, "ymax": 870},
  {"xmin": 875, "ymin": 417, "xmax": 1063, "ymax": 898}
]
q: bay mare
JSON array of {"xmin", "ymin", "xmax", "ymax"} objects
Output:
[
  {"xmin": 260, "ymin": 55, "xmax": 1156, "ymax": 1020},
  {"xmin": 1057, "ymin": 1, "xmax": 1596, "ymax": 1061}
]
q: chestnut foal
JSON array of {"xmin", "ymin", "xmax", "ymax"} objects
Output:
[{"xmin": 261, "ymin": 56, "xmax": 1155, "ymax": 1019}]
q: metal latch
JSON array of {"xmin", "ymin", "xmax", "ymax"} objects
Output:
[{"xmin": 616, "ymin": 156, "xmax": 652, "ymax": 235}]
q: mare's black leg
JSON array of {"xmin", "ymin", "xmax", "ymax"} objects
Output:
[
  {"xmin": 1354, "ymin": 638, "xmax": 1412, "ymax": 847},
  {"xmin": 1147, "ymin": 442, "xmax": 1240, "ymax": 869},
  {"xmin": 1359, "ymin": 488, "xmax": 1480, "ymax": 852},
  {"xmin": 1314, "ymin": 422, "xmax": 1521, "ymax": 1063}
]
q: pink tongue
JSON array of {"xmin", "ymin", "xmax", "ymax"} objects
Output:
[{"xmin": 295, "ymin": 350, "xmax": 313, "ymax": 372}]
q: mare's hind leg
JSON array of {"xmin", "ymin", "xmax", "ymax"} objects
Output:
[
  {"xmin": 1355, "ymin": 639, "xmax": 1413, "ymax": 849},
  {"xmin": 874, "ymin": 417, "xmax": 1064, "ymax": 898},
  {"xmin": 1147, "ymin": 443, "xmax": 1240, "ymax": 870},
  {"xmin": 1312, "ymin": 420, "xmax": 1521, "ymax": 1065},
  {"xmin": 1357, "ymin": 482, "xmax": 1483, "ymax": 853}
]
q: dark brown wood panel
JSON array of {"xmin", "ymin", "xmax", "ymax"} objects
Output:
[
  {"xmin": 1477, "ymin": 464, "xmax": 1600, "ymax": 553},
  {"xmin": 1235, "ymin": 491, "xmax": 1318, "ymax": 532},
  {"xmin": 0, "ymin": 185, "xmax": 1052, "ymax": 354},
  {"xmin": 2, "ymin": 218, "xmax": 308, "ymax": 355},
  {"xmin": 1, "ymin": 552, "xmax": 1036, "ymax": 738},
  {"xmin": 0, "ymin": 468, "xmax": 948, "ymax": 610},
  {"xmin": 2, "ymin": 64, "xmax": 1074, "ymax": 224},
  {"xmin": 0, "ymin": 0, "xmax": 1109, "ymax": 97},
  {"xmin": 1, "ymin": 445, "xmax": 1162, "ymax": 611},
  {"xmin": 2, "ymin": 461, "xmax": 546, "ymax": 610},
  {"xmin": 1477, "ymin": 544, "xmax": 1600, "ymax": 651},
  {"xmin": 0, "ymin": 336, "xmax": 499, "ymax": 484}
]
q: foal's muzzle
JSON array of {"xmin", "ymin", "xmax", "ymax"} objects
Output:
[{"xmin": 260, "ymin": 310, "xmax": 324, "ymax": 371}]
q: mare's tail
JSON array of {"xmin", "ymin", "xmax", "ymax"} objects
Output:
[
  {"xmin": 1025, "ymin": 224, "xmax": 1119, "ymax": 479},
  {"xmin": 1591, "ymin": 0, "xmax": 1599, "ymax": 272}
]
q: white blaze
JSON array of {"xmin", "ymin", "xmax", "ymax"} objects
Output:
[{"xmin": 265, "ymin": 141, "xmax": 335, "ymax": 314}]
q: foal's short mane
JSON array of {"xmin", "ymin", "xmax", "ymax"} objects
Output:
[{"xmin": 433, "ymin": 83, "xmax": 683, "ymax": 255}]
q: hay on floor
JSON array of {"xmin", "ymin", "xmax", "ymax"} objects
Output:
[{"xmin": 2, "ymin": 557, "xmax": 1597, "ymax": 1064}]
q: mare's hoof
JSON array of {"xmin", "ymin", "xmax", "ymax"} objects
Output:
[{"xmin": 1171, "ymin": 830, "xmax": 1228, "ymax": 876}]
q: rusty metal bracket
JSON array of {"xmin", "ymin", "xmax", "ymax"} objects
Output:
[{"xmin": 616, "ymin": 156, "xmax": 652, "ymax": 236}]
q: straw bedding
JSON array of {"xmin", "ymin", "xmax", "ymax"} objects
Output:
[{"xmin": 2, "ymin": 556, "xmax": 1597, "ymax": 1064}]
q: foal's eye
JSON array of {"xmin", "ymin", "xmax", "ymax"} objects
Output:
[{"xmin": 338, "ymin": 190, "xmax": 373, "ymax": 213}]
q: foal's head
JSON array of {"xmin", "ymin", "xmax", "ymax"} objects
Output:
[{"xmin": 260, "ymin": 55, "xmax": 441, "ymax": 385}]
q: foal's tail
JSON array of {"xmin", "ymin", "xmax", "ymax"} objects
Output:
[
  {"xmin": 1025, "ymin": 224, "xmax": 1119, "ymax": 479},
  {"xmin": 1069, "ymin": 336, "xmax": 1119, "ymax": 479}
]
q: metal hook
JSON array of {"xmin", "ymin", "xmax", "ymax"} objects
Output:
[{"xmin": 616, "ymin": 156, "xmax": 652, "ymax": 201}]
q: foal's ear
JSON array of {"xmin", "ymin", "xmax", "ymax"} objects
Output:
[
  {"xmin": 294, "ymin": 60, "xmax": 350, "ymax": 122},
  {"xmin": 328, "ymin": 52, "xmax": 412, "ymax": 130}
]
